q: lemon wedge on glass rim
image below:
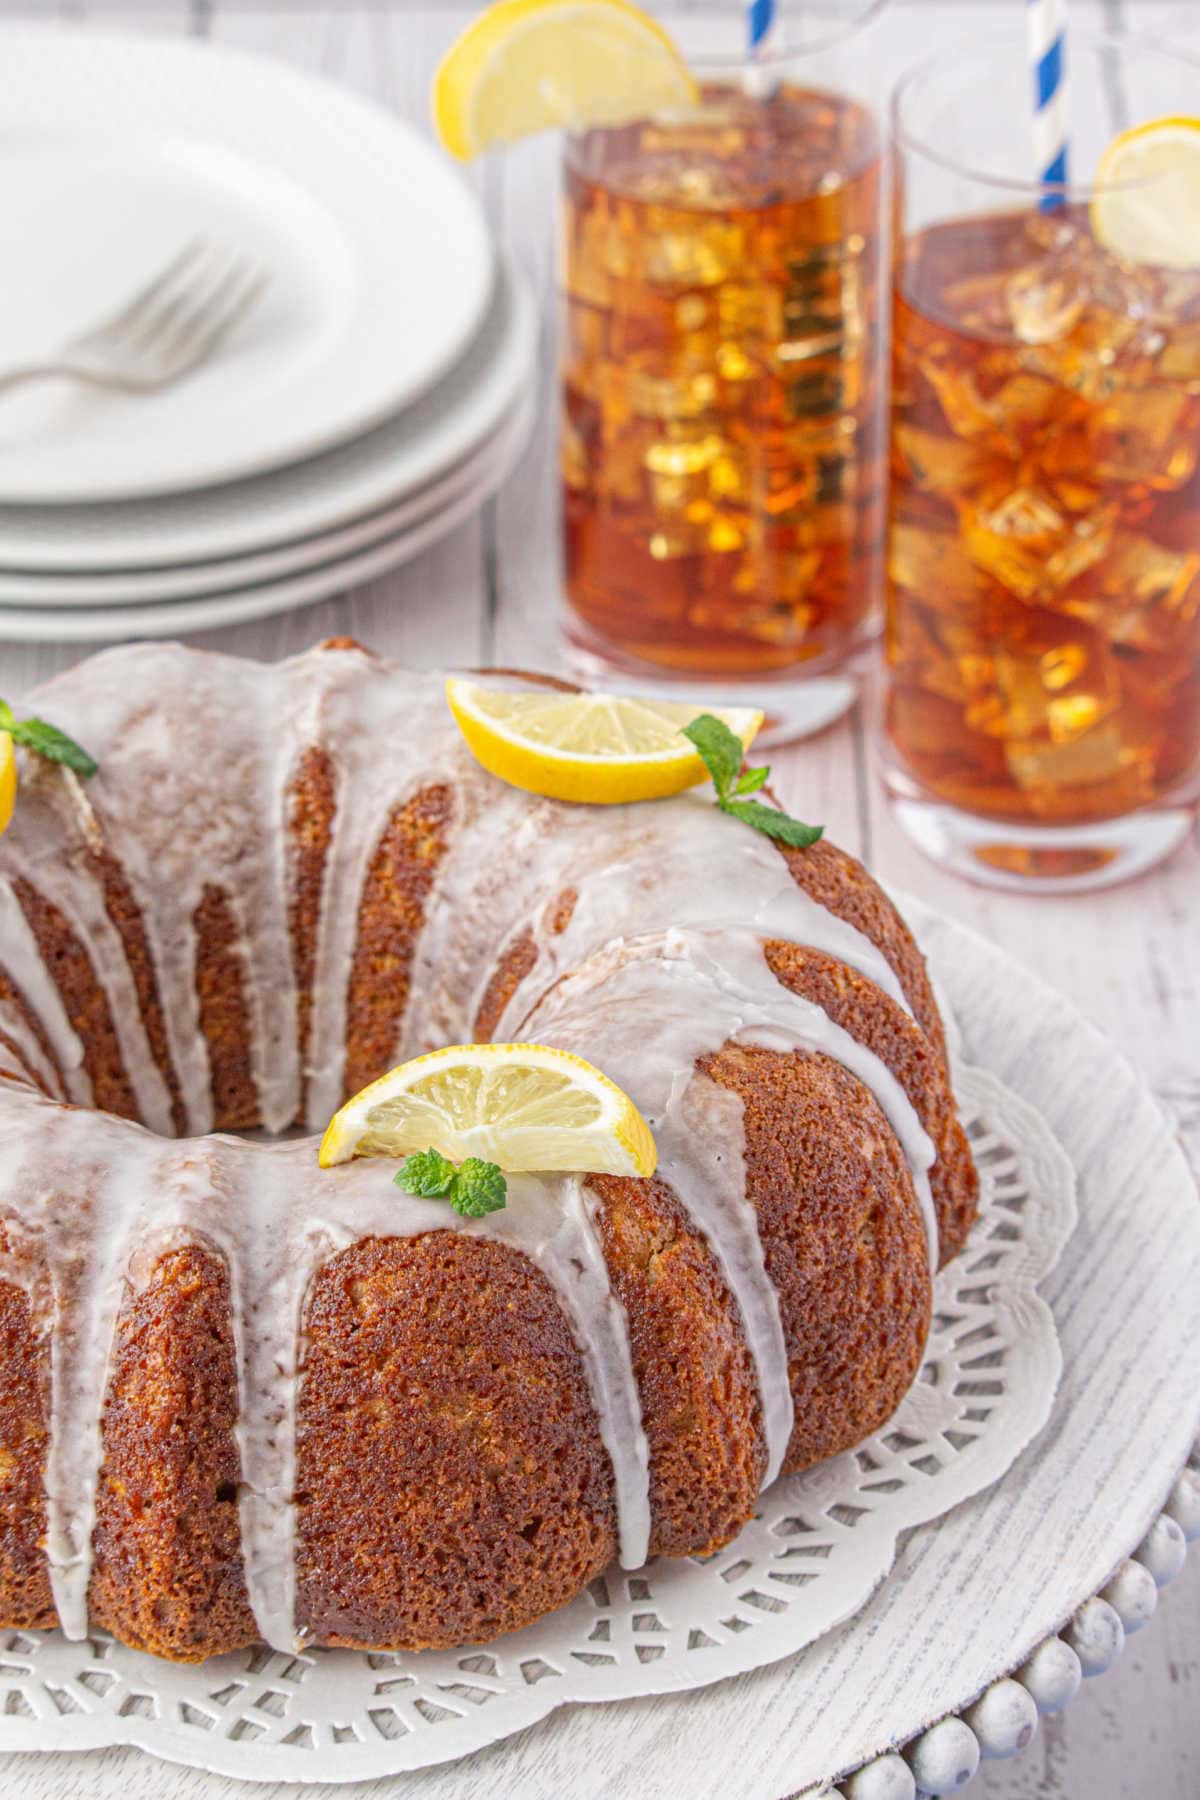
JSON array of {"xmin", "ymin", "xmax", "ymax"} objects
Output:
[
  {"xmin": 0, "ymin": 734, "xmax": 15, "ymax": 838},
  {"xmin": 1091, "ymin": 116, "xmax": 1200, "ymax": 269},
  {"xmin": 445, "ymin": 676, "xmax": 763, "ymax": 804},
  {"xmin": 432, "ymin": 0, "xmax": 696, "ymax": 161},
  {"xmin": 319, "ymin": 1042, "xmax": 657, "ymax": 1177}
]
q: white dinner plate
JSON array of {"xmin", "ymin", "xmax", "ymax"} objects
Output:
[
  {"xmin": 0, "ymin": 26, "xmax": 493, "ymax": 504},
  {"xmin": 0, "ymin": 391, "xmax": 534, "ymax": 643},
  {"xmin": 0, "ymin": 398, "xmax": 530, "ymax": 608},
  {"xmin": 0, "ymin": 259, "xmax": 534, "ymax": 573}
]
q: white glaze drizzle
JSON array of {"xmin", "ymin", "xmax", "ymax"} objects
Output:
[
  {"xmin": 0, "ymin": 880, "xmax": 89, "ymax": 1104},
  {"xmin": 0, "ymin": 1094, "xmax": 158, "ymax": 1637},
  {"xmin": 521, "ymin": 928, "xmax": 938, "ymax": 1485},
  {"xmin": 0, "ymin": 644, "xmax": 943, "ymax": 1647},
  {"xmin": 0, "ymin": 987, "xmax": 62, "ymax": 1097},
  {"xmin": 14, "ymin": 771, "xmax": 175, "ymax": 1135}
]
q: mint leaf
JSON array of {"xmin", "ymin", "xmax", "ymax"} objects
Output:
[
  {"xmin": 718, "ymin": 798, "xmax": 824, "ymax": 847},
  {"xmin": 682, "ymin": 713, "xmax": 744, "ymax": 799},
  {"xmin": 683, "ymin": 709, "xmax": 824, "ymax": 851},
  {"xmin": 392, "ymin": 1147, "xmax": 507, "ymax": 1216},
  {"xmin": 0, "ymin": 700, "xmax": 97, "ymax": 778},
  {"xmin": 450, "ymin": 1158, "xmax": 508, "ymax": 1218},
  {"xmin": 394, "ymin": 1147, "xmax": 457, "ymax": 1198}
]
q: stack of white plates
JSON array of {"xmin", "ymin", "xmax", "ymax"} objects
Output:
[{"xmin": 0, "ymin": 29, "xmax": 536, "ymax": 643}]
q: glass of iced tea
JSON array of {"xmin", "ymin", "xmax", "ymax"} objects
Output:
[
  {"xmin": 560, "ymin": 4, "xmax": 889, "ymax": 704},
  {"xmin": 885, "ymin": 33, "xmax": 1200, "ymax": 891}
]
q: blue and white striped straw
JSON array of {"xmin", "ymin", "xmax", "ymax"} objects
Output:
[
  {"xmin": 747, "ymin": 0, "xmax": 777, "ymax": 59},
  {"xmin": 745, "ymin": 0, "xmax": 779, "ymax": 98},
  {"xmin": 1028, "ymin": 0, "xmax": 1070, "ymax": 208}
]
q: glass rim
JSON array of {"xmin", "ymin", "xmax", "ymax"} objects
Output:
[
  {"xmin": 890, "ymin": 26, "xmax": 1200, "ymax": 202},
  {"xmin": 682, "ymin": 0, "xmax": 891, "ymax": 71}
]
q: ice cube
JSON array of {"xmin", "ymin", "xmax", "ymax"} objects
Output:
[
  {"xmin": 1055, "ymin": 534, "xmax": 1200, "ymax": 653},
  {"xmin": 1046, "ymin": 693, "xmax": 1109, "ymax": 741},
  {"xmin": 641, "ymin": 218, "xmax": 744, "ymax": 289},
  {"xmin": 919, "ymin": 356, "xmax": 1005, "ymax": 447},
  {"xmin": 708, "ymin": 450, "xmax": 750, "ymax": 504},
  {"xmin": 939, "ymin": 269, "xmax": 1023, "ymax": 340},
  {"xmin": 1040, "ymin": 643, "xmax": 1089, "ymax": 690},
  {"xmin": 1107, "ymin": 534, "xmax": 1200, "ymax": 616},
  {"xmin": 1007, "ymin": 264, "xmax": 1084, "ymax": 345},
  {"xmin": 975, "ymin": 639, "xmax": 1116, "ymax": 743},
  {"xmin": 960, "ymin": 486, "xmax": 1114, "ymax": 600},
  {"xmin": 718, "ymin": 283, "xmax": 783, "ymax": 343},
  {"xmin": 628, "ymin": 365, "xmax": 717, "ymax": 422},
  {"xmin": 888, "ymin": 517, "xmax": 982, "ymax": 600},
  {"xmin": 1158, "ymin": 323, "xmax": 1200, "ymax": 388},
  {"xmin": 715, "ymin": 341, "xmax": 757, "ymax": 385},
  {"xmin": 643, "ymin": 433, "xmax": 724, "ymax": 477},
  {"xmin": 893, "ymin": 423, "xmax": 1007, "ymax": 501},
  {"xmin": 1087, "ymin": 387, "xmax": 1199, "ymax": 491},
  {"xmin": 989, "ymin": 373, "xmax": 1084, "ymax": 448},
  {"xmin": 1005, "ymin": 723, "xmax": 1154, "ymax": 813},
  {"xmin": 1019, "ymin": 310, "xmax": 1143, "ymax": 403}
]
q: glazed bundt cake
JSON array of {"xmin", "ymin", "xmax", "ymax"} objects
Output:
[{"xmin": 0, "ymin": 638, "xmax": 977, "ymax": 1663}]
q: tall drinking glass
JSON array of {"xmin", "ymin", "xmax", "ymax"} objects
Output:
[
  {"xmin": 885, "ymin": 33, "xmax": 1200, "ymax": 890},
  {"xmin": 560, "ymin": 3, "xmax": 889, "ymax": 708}
]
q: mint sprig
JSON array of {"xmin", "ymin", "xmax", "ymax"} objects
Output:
[
  {"xmin": 683, "ymin": 714, "xmax": 823, "ymax": 848},
  {"xmin": 394, "ymin": 1148, "xmax": 507, "ymax": 1218},
  {"xmin": 0, "ymin": 699, "xmax": 97, "ymax": 778}
]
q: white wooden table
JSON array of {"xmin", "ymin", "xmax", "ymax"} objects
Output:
[{"xmin": 1, "ymin": 2, "xmax": 1197, "ymax": 1795}]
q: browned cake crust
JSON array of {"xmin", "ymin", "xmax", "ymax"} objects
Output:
[
  {"xmin": 587, "ymin": 1172, "xmax": 767, "ymax": 1558},
  {"xmin": 475, "ymin": 887, "xmax": 577, "ymax": 1041},
  {"xmin": 0, "ymin": 1227, "xmax": 54, "ymax": 1630},
  {"xmin": 85, "ymin": 843, "xmax": 188, "ymax": 1138},
  {"xmin": 193, "ymin": 885, "xmax": 260, "ymax": 1131},
  {"xmin": 342, "ymin": 785, "xmax": 455, "ymax": 1101},
  {"xmin": 11, "ymin": 875, "xmax": 138, "ymax": 1122},
  {"xmin": 294, "ymin": 1233, "xmax": 615, "ymax": 1650},
  {"xmin": 0, "ymin": 968, "xmax": 65, "ymax": 1099},
  {"xmin": 781, "ymin": 838, "xmax": 948, "ymax": 1057},
  {"xmin": 287, "ymin": 745, "xmax": 337, "ymax": 1124},
  {"xmin": 764, "ymin": 942, "xmax": 978, "ymax": 1265},
  {"xmin": 704, "ymin": 1045, "xmax": 932, "ymax": 1473},
  {"xmin": 474, "ymin": 926, "xmax": 538, "ymax": 1042},
  {"xmin": 89, "ymin": 1244, "xmax": 256, "ymax": 1660},
  {"xmin": 0, "ymin": 1034, "xmax": 51, "ymax": 1096}
]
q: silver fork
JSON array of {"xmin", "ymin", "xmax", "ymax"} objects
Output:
[{"xmin": 0, "ymin": 240, "xmax": 268, "ymax": 400}]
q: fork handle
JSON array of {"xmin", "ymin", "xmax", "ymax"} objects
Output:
[
  {"xmin": 0, "ymin": 363, "xmax": 77, "ymax": 399},
  {"xmin": 0, "ymin": 362, "xmax": 123, "ymax": 399}
]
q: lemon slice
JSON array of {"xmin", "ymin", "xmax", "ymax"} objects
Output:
[
  {"xmin": 1092, "ymin": 117, "xmax": 1200, "ymax": 270},
  {"xmin": 446, "ymin": 676, "xmax": 762, "ymax": 804},
  {"xmin": 320, "ymin": 1041, "xmax": 657, "ymax": 1177},
  {"xmin": 433, "ymin": 0, "xmax": 696, "ymax": 161},
  {"xmin": 0, "ymin": 734, "xmax": 14, "ymax": 838}
]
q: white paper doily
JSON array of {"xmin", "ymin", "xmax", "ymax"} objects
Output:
[{"xmin": 0, "ymin": 1049, "xmax": 1075, "ymax": 1781}]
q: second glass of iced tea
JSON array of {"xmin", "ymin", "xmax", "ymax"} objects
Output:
[
  {"xmin": 885, "ymin": 33, "xmax": 1200, "ymax": 890},
  {"xmin": 560, "ymin": 4, "xmax": 889, "ymax": 692}
]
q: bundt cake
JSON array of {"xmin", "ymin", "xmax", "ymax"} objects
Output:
[{"xmin": 0, "ymin": 638, "xmax": 977, "ymax": 1663}]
